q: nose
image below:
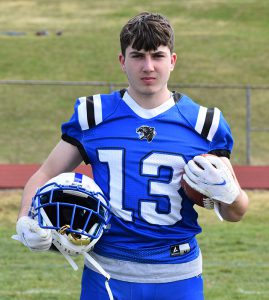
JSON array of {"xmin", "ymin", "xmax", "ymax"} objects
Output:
[{"xmin": 142, "ymin": 56, "xmax": 154, "ymax": 72}]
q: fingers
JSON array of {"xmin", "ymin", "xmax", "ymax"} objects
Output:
[
  {"xmin": 29, "ymin": 219, "xmax": 51, "ymax": 239},
  {"xmin": 200, "ymin": 155, "xmax": 224, "ymax": 169},
  {"xmin": 26, "ymin": 231, "xmax": 52, "ymax": 251},
  {"xmin": 186, "ymin": 159, "xmax": 203, "ymax": 176},
  {"xmin": 184, "ymin": 164, "xmax": 199, "ymax": 183},
  {"xmin": 192, "ymin": 155, "xmax": 218, "ymax": 171},
  {"xmin": 185, "ymin": 155, "xmax": 217, "ymax": 180},
  {"xmin": 15, "ymin": 216, "xmax": 52, "ymax": 251},
  {"xmin": 182, "ymin": 173, "xmax": 207, "ymax": 196}
]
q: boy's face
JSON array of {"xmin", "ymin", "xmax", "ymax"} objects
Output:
[{"xmin": 119, "ymin": 45, "xmax": 177, "ymax": 98}]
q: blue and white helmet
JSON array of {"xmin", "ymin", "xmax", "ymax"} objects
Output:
[{"xmin": 31, "ymin": 172, "xmax": 111, "ymax": 256}]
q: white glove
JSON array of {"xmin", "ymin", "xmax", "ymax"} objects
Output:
[
  {"xmin": 183, "ymin": 155, "xmax": 240, "ymax": 205},
  {"xmin": 12, "ymin": 216, "xmax": 52, "ymax": 251}
]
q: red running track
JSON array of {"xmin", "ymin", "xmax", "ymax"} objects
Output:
[{"xmin": 0, "ymin": 164, "xmax": 268, "ymax": 189}]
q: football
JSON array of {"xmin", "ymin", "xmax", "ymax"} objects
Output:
[
  {"xmin": 181, "ymin": 154, "xmax": 215, "ymax": 209},
  {"xmin": 181, "ymin": 176, "xmax": 214, "ymax": 209}
]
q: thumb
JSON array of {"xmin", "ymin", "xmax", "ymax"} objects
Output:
[
  {"xmin": 29, "ymin": 219, "xmax": 51, "ymax": 239},
  {"xmin": 11, "ymin": 234, "xmax": 22, "ymax": 242}
]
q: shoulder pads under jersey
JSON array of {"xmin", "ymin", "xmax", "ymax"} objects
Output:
[
  {"xmin": 76, "ymin": 95, "xmax": 102, "ymax": 130},
  {"xmin": 176, "ymin": 95, "xmax": 221, "ymax": 142},
  {"xmin": 76, "ymin": 92, "xmax": 122, "ymax": 131},
  {"xmin": 194, "ymin": 106, "xmax": 221, "ymax": 142}
]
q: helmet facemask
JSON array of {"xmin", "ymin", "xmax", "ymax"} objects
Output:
[{"xmin": 31, "ymin": 173, "xmax": 111, "ymax": 256}]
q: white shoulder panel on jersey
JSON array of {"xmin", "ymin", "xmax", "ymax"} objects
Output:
[
  {"xmin": 77, "ymin": 95, "xmax": 103, "ymax": 131},
  {"xmin": 195, "ymin": 106, "xmax": 221, "ymax": 141},
  {"xmin": 78, "ymin": 97, "xmax": 88, "ymax": 130},
  {"xmin": 93, "ymin": 94, "xmax": 102, "ymax": 125}
]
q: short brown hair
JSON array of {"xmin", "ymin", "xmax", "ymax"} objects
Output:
[{"xmin": 120, "ymin": 12, "xmax": 174, "ymax": 56}]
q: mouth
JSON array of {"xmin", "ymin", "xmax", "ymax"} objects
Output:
[{"xmin": 141, "ymin": 77, "xmax": 156, "ymax": 84}]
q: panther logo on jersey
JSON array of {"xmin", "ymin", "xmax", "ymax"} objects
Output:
[{"xmin": 136, "ymin": 125, "xmax": 157, "ymax": 142}]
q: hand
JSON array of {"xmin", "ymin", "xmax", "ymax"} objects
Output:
[
  {"xmin": 183, "ymin": 155, "xmax": 240, "ymax": 205},
  {"xmin": 12, "ymin": 216, "xmax": 52, "ymax": 251}
]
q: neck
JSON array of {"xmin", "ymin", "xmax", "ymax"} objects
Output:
[{"xmin": 127, "ymin": 87, "xmax": 171, "ymax": 109}]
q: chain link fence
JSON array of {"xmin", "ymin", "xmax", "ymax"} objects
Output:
[{"xmin": 1, "ymin": 80, "xmax": 268, "ymax": 165}]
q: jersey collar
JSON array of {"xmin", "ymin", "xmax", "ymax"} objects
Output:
[{"xmin": 122, "ymin": 90, "xmax": 175, "ymax": 119}]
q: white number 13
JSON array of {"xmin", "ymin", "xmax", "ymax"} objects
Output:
[{"xmin": 98, "ymin": 150, "xmax": 185, "ymax": 226}]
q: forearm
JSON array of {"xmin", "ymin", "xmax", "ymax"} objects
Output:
[
  {"xmin": 18, "ymin": 169, "xmax": 52, "ymax": 218},
  {"xmin": 18, "ymin": 140, "xmax": 83, "ymax": 219},
  {"xmin": 219, "ymin": 189, "xmax": 249, "ymax": 222}
]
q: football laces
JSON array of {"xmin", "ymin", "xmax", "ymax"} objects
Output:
[{"xmin": 203, "ymin": 198, "xmax": 214, "ymax": 210}]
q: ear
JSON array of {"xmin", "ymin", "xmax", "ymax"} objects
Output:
[
  {"xmin": 170, "ymin": 52, "xmax": 177, "ymax": 71},
  {"xmin": 119, "ymin": 53, "xmax": 126, "ymax": 72}
]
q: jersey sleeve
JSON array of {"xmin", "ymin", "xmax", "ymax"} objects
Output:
[
  {"xmin": 208, "ymin": 111, "xmax": 234, "ymax": 158},
  {"xmin": 193, "ymin": 104, "xmax": 233, "ymax": 158},
  {"xmin": 177, "ymin": 95, "xmax": 234, "ymax": 158},
  {"xmin": 61, "ymin": 92, "xmax": 121, "ymax": 164},
  {"xmin": 61, "ymin": 97, "xmax": 91, "ymax": 164}
]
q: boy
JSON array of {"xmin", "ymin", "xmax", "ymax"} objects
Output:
[{"xmin": 15, "ymin": 12, "xmax": 248, "ymax": 299}]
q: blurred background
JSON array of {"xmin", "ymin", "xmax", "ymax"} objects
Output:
[{"xmin": 0, "ymin": 0, "xmax": 268, "ymax": 165}]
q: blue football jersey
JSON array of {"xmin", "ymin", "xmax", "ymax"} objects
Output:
[{"xmin": 61, "ymin": 89, "xmax": 233, "ymax": 264}]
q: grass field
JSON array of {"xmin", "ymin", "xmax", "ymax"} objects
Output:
[
  {"xmin": 1, "ymin": 190, "xmax": 269, "ymax": 300},
  {"xmin": 0, "ymin": 0, "xmax": 269, "ymax": 164}
]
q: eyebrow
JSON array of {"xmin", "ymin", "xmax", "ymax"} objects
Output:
[
  {"xmin": 129, "ymin": 50, "xmax": 167, "ymax": 55},
  {"xmin": 129, "ymin": 50, "xmax": 144, "ymax": 55}
]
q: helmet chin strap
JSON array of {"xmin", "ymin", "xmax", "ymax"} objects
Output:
[
  {"xmin": 40, "ymin": 208, "xmax": 79, "ymax": 270},
  {"xmin": 40, "ymin": 208, "xmax": 114, "ymax": 300},
  {"xmin": 52, "ymin": 232, "xmax": 79, "ymax": 271},
  {"xmin": 83, "ymin": 252, "xmax": 114, "ymax": 300}
]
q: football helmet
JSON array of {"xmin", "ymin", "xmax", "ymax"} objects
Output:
[{"xmin": 31, "ymin": 172, "xmax": 111, "ymax": 260}]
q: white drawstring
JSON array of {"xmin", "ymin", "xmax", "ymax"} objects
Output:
[
  {"xmin": 41, "ymin": 208, "xmax": 114, "ymax": 299},
  {"xmin": 214, "ymin": 202, "xmax": 224, "ymax": 221},
  {"xmin": 83, "ymin": 252, "xmax": 114, "ymax": 300}
]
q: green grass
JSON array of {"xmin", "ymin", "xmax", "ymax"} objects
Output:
[
  {"xmin": 196, "ymin": 195, "xmax": 269, "ymax": 299},
  {"xmin": 0, "ymin": 0, "xmax": 269, "ymax": 164},
  {"xmin": 1, "ymin": 190, "xmax": 268, "ymax": 300},
  {"xmin": 0, "ymin": 190, "xmax": 83, "ymax": 300}
]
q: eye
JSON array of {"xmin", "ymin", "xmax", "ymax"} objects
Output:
[
  {"xmin": 131, "ymin": 53, "xmax": 144, "ymax": 59},
  {"xmin": 153, "ymin": 53, "xmax": 165, "ymax": 59}
]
